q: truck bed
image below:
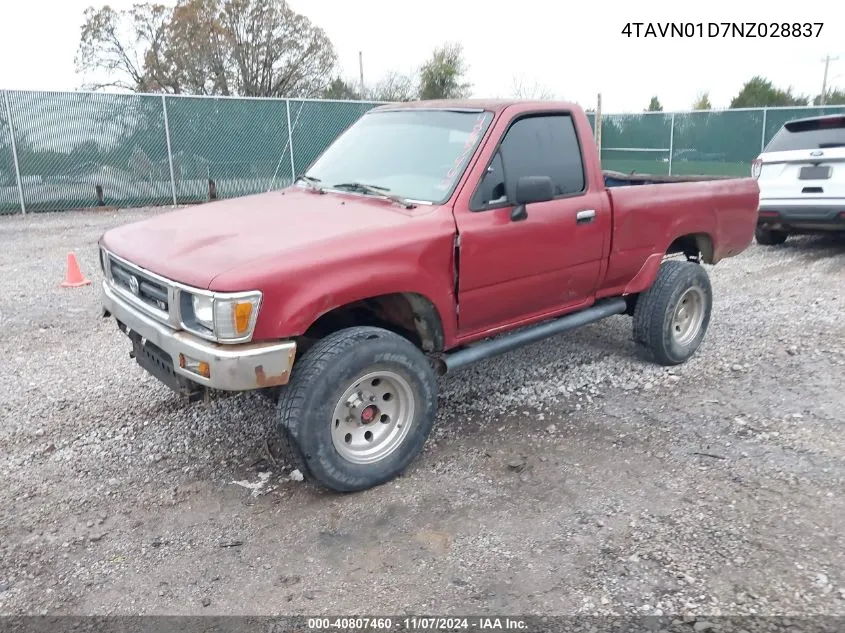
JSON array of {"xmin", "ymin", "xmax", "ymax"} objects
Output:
[{"xmin": 599, "ymin": 176, "xmax": 760, "ymax": 299}]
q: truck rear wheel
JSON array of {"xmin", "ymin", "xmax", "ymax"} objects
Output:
[
  {"xmin": 276, "ymin": 326, "xmax": 438, "ymax": 492},
  {"xmin": 632, "ymin": 260, "xmax": 712, "ymax": 366},
  {"xmin": 755, "ymin": 226, "xmax": 788, "ymax": 246}
]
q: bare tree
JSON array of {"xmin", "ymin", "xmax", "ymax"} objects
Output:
[
  {"xmin": 370, "ymin": 71, "xmax": 417, "ymax": 102},
  {"xmin": 76, "ymin": 4, "xmax": 172, "ymax": 92},
  {"xmin": 75, "ymin": 0, "xmax": 338, "ymax": 97},
  {"xmin": 510, "ymin": 75, "xmax": 556, "ymax": 100}
]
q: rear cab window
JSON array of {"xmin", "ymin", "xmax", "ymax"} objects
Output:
[{"xmin": 471, "ymin": 113, "xmax": 586, "ymax": 210}]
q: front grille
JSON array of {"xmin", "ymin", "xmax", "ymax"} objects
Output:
[{"xmin": 109, "ymin": 258, "xmax": 170, "ymax": 314}]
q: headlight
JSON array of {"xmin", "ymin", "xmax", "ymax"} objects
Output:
[
  {"xmin": 192, "ymin": 295, "xmax": 214, "ymax": 330},
  {"xmin": 181, "ymin": 291, "xmax": 262, "ymax": 342}
]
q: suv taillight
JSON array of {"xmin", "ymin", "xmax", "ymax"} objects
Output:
[{"xmin": 751, "ymin": 159, "xmax": 762, "ymax": 179}]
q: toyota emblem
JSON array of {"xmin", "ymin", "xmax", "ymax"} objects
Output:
[{"xmin": 128, "ymin": 275, "xmax": 140, "ymax": 295}]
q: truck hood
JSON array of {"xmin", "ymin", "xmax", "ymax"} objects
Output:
[{"xmin": 101, "ymin": 188, "xmax": 433, "ymax": 289}]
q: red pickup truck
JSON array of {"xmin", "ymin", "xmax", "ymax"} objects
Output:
[{"xmin": 99, "ymin": 99, "xmax": 760, "ymax": 492}]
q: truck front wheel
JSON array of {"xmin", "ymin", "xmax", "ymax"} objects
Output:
[
  {"xmin": 632, "ymin": 260, "xmax": 712, "ymax": 366},
  {"xmin": 276, "ymin": 326, "xmax": 438, "ymax": 492}
]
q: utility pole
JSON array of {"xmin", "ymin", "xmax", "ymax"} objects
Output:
[
  {"xmin": 820, "ymin": 55, "xmax": 839, "ymax": 106},
  {"xmin": 359, "ymin": 51, "xmax": 365, "ymax": 97}
]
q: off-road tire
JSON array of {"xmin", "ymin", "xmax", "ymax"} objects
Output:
[
  {"xmin": 755, "ymin": 226, "xmax": 788, "ymax": 246},
  {"xmin": 275, "ymin": 326, "xmax": 438, "ymax": 492},
  {"xmin": 632, "ymin": 260, "xmax": 712, "ymax": 366}
]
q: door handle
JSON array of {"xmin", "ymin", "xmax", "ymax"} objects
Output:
[{"xmin": 576, "ymin": 209, "xmax": 596, "ymax": 224}]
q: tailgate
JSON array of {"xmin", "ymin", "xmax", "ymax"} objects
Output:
[
  {"xmin": 757, "ymin": 115, "xmax": 845, "ymax": 205},
  {"xmin": 758, "ymin": 147, "xmax": 845, "ymax": 204}
]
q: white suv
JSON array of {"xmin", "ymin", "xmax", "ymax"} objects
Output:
[{"xmin": 752, "ymin": 113, "xmax": 845, "ymax": 245}]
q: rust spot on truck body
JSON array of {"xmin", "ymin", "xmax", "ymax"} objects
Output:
[
  {"xmin": 254, "ymin": 348, "xmax": 296, "ymax": 388},
  {"xmin": 255, "ymin": 366, "xmax": 290, "ymax": 388}
]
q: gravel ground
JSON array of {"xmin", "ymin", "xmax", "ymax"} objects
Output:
[{"xmin": 0, "ymin": 207, "xmax": 844, "ymax": 618}]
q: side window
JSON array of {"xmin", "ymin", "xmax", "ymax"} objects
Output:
[
  {"xmin": 501, "ymin": 114, "xmax": 585, "ymax": 200},
  {"xmin": 472, "ymin": 113, "xmax": 586, "ymax": 210},
  {"xmin": 470, "ymin": 152, "xmax": 506, "ymax": 208}
]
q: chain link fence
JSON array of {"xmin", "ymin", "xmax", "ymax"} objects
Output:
[
  {"xmin": 599, "ymin": 106, "xmax": 845, "ymax": 177},
  {"xmin": 0, "ymin": 90, "xmax": 385, "ymax": 215},
  {"xmin": 1, "ymin": 90, "xmax": 845, "ymax": 215}
]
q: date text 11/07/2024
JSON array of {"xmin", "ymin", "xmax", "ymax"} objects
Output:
[{"xmin": 621, "ymin": 22, "xmax": 824, "ymax": 38}]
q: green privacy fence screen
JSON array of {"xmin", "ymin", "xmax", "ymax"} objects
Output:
[
  {"xmin": 0, "ymin": 91, "xmax": 387, "ymax": 215},
  {"xmin": 598, "ymin": 106, "xmax": 845, "ymax": 177},
  {"xmin": 1, "ymin": 89, "xmax": 844, "ymax": 215}
]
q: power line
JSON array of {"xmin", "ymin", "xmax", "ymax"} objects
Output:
[{"xmin": 820, "ymin": 54, "xmax": 840, "ymax": 105}]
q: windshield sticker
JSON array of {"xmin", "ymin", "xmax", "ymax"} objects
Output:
[{"xmin": 436, "ymin": 114, "xmax": 488, "ymax": 191}]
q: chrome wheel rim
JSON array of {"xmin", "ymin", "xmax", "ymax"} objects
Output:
[
  {"xmin": 330, "ymin": 370, "xmax": 415, "ymax": 465},
  {"xmin": 672, "ymin": 287, "xmax": 705, "ymax": 346}
]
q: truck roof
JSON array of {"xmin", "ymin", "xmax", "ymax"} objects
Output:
[{"xmin": 370, "ymin": 99, "xmax": 581, "ymax": 113}]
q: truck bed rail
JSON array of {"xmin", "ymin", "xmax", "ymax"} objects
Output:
[{"xmin": 603, "ymin": 170, "xmax": 734, "ymax": 188}]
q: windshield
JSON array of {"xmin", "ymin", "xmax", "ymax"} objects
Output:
[
  {"xmin": 304, "ymin": 109, "xmax": 494, "ymax": 204},
  {"xmin": 764, "ymin": 115, "xmax": 845, "ymax": 152}
]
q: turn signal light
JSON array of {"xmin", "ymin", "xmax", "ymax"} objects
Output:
[
  {"xmin": 234, "ymin": 302, "xmax": 253, "ymax": 334},
  {"xmin": 179, "ymin": 354, "xmax": 211, "ymax": 378}
]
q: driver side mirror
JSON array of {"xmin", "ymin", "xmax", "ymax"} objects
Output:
[{"xmin": 510, "ymin": 176, "xmax": 554, "ymax": 221}]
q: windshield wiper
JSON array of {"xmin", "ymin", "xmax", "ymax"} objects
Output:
[
  {"xmin": 294, "ymin": 174, "xmax": 324, "ymax": 192},
  {"xmin": 331, "ymin": 182, "xmax": 416, "ymax": 209}
]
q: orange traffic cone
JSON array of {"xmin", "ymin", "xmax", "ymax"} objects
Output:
[{"xmin": 60, "ymin": 252, "xmax": 91, "ymax": 288}]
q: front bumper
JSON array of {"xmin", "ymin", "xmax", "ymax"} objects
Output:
[
  {"xmin": 758, "ymin": 203, "xmax": 845, "ymax": 231},
  {"xmin": 102, "ymin": 281, "xmax": 296, "ymax": 393}
]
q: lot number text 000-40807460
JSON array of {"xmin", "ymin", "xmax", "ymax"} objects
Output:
[{"xmin": 621, "ymin": 22, "xmax": 824, "ymax": 38}]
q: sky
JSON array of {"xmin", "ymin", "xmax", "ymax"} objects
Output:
[{"xmin": 0, "ymin": 0, "xmax": 842, "ymax": 113}]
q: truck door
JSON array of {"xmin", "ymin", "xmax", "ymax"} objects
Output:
[{"xmin": 452, "ymin": 111, "xmax": 610, "ymax": 337}]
